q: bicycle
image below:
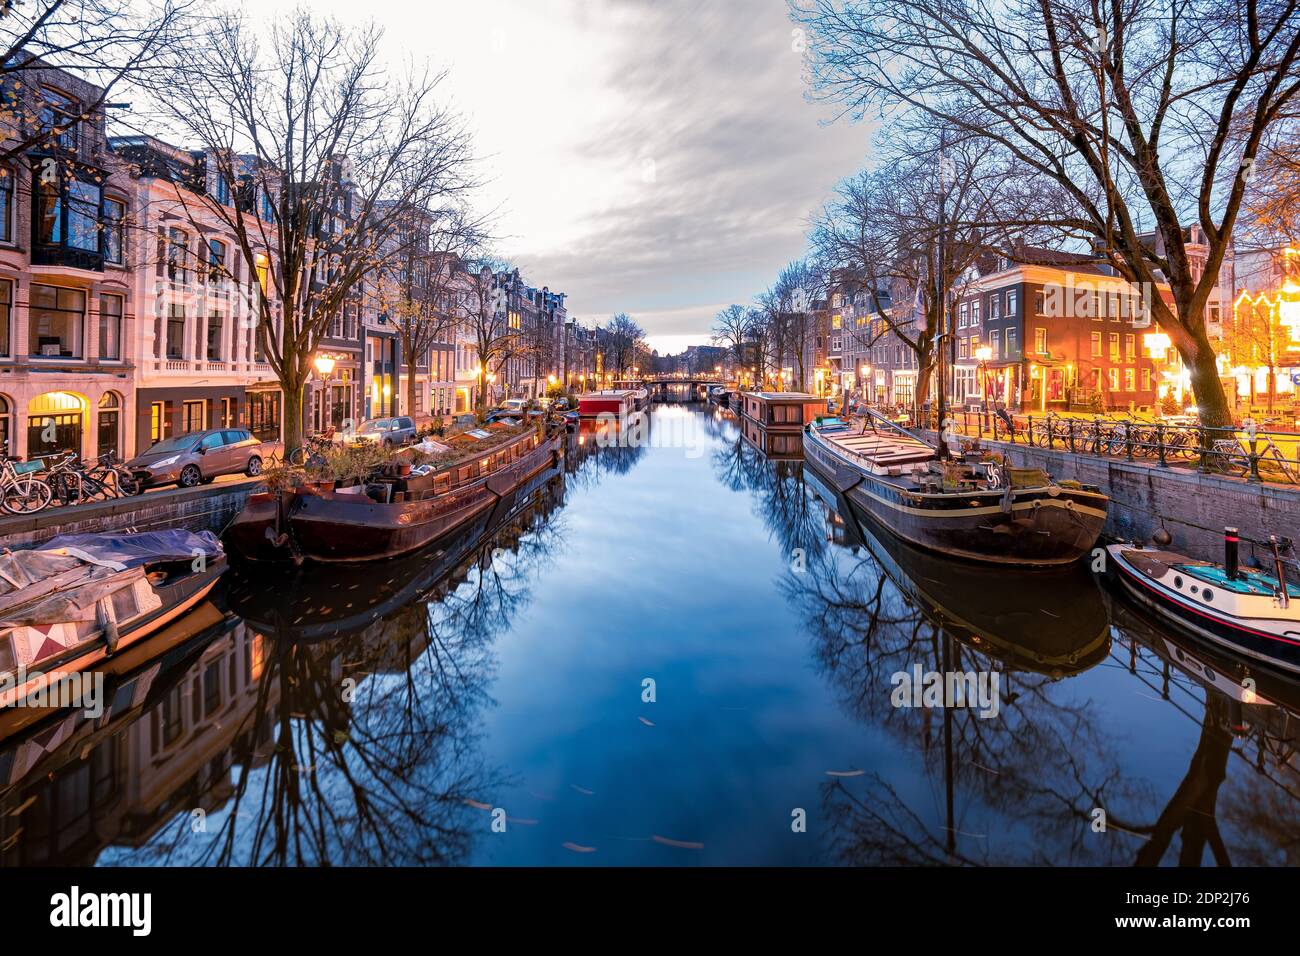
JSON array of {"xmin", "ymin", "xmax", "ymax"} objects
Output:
[
  {"xmin": 1210, "ymin": 434, "xmax": 1300, "ymax": 483},
  {"xmin": 0, "ymin": 457, "xmax": 53, "ymax": 514},
  {"xmin": 45, "ymin": 452, "xmax": 123, "ymax": 507},
  {"xmin": 263, "ymin": 432, "xmax": 331, "ymax": 469},
  {"xmin": 86, "ymin": 450, "xmax": 142, "ymax": 496}
]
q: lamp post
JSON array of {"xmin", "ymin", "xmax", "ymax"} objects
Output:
[
  {"xmin": 313, "ymin": 353, "xmax": 336, "ymax": 434},
  {"xmin": 974, "ymin": 346, "xmax": 993, "ymax": 434}
]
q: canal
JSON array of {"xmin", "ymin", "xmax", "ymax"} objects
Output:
[{"xmin": 2, "ymin": 404, "xmax": 1296, "ymax": 865}]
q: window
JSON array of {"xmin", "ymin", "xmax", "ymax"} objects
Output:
[
  {"xmin": 38, "ymin": 88, "xmax": 78, "ymax": 150},
  {"xmin": 1125, "ymin": 333, "xmax": 1135, "ymax": 361},
  {"xmin": 1005, "ymin": 328, "xmax": 1017, "ymax": 357},
  {"xmin": 970, "ymin": 301, "xmax": 980, "ymax": 325},
  {"xmin": 150, "ymin": 402, "xmax": 165, "ymax": 443},
  {"xmin": 1108, "ymin": 367, "xmax": 1119, "ymax": 391},
  {"xmin": 183, "ymin": 400, "xmax": 206, "ymax": 433},
  {"xmin": 1109, "ymin": 332, "xmax": 1120, "ymax": 361},
  {"xmin": 214, "ymin": 174, "xmax": 231, "ymax": 207},
  {"xmin": 208, "ymin": 238, "xmax": 226, "ymax": 282},
  {"xmin": 167, "ymin": 228, "xmax": 188, "ymax": 282},
  {"xmin": 0, "ymin": 280, "xmax": 9, "ymax": 357},
  {"xmin": 67, "ymin": 180, "xmax": 101, "ymax": 252},
  {"xmin": 958, "ymin": 303, "xmax": 968, "ymax": 328},
  {"xmin": 102, "ymin": 198, "xmax": 124, "ymax": 263},
  {"xmin": 959, "ymin": 337, "xmax": 969, "ymax": 359},
  {"xmin": 1141, "ymin": 368, "xmax": 1151, "ymax": 391},
  {"xmin": 98, "ymin": 294, "xmax": 122, "ymax": 360},
  {"xmin": 1034, "ymin": 327, "xmax": 1047, "ymax": 354},
  {"xmin": 0, "ymin": 167, "xmax": 11, "ymax": 243},
  {"xmin": 1090, "ymin": 331, "xmax": 1102, "ymax": 358},
  {"xmin": 1124, "ymin": 368, "xmax": 1135, "ymax": 391},
  {"xmin": 260, "ymin": 190, "xmax": 274, "ymax": 222},
  {"xmin": 36, "ymin": 177, "xmax": 61, "ymax": 244},
  {"xmin": 207, "ymin": 310, "xmax": 224, "ymax": 361},
  {"xmin": 255, "ymin": 252, "xmax": 269, "ymax": 294},
  {"xmin": 989, "ymin": 294, "xmax": 1000, "ymax": 320},
  {"xmin": 167, "ymin": 303, "xmax": 185, "ymax": 359},
  {"xmin": 1007, "ymin": 290, "xmax": 1017, "ymax": 316},
  {"xmin": 220, "ymin": 397, "xmax": 235, "ymax": 428},
  {"xmin": 29, "ymin": 285, "xmax": 85, "ymax": 357}
]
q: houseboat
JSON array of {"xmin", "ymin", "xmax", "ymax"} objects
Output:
[
  {"xmin": 1106, "ymin": 532, "xmax": 1300, "ymax": 674},
  {"xmin": 227, "ymin": 424, "xmax": 562, "ymax": 564},
  {"xmin": 0, "ymin": 531, "xmax": 226, "ymax": 711},
  {"xmin": 804, "ymin": 411, "xmax": 1109, "ymax": 566},
  {"xmin": 578, "ymin": 390, "xmax": 642, "ymax": 419},
  {"xmin": 739, "ymin": 391, "xmax": 825, "ymax": 459}
]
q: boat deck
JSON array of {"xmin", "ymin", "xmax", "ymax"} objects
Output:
[{"xmin": 813, "ymin": 422, "xmax": 936, "ymax": 479}]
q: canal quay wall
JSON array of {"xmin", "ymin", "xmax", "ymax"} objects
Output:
[
  {"xmin": 0, "ymin": 480, "xmax": 257, "ymax": 550},
  {"xmin": 975, "ymin": 439, "xmax": 1300, "ymax": 565}
]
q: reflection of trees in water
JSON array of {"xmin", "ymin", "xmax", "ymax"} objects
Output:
[
  {"xmin": 786, "ymin": 506, "xmax": 1300, "ymax": 864},
  {"xmin": 565, "ymin": 423, "xmax": 649, "ymax": 490},
  {"xmin": 782, "ymin": 526, "xmax": 1147, "ymax": 866},
  {"xmin": 130, "ymin": 484, "xmax": 568, "ymax": 866},
  {"xmin": 712, "ymin": 432, "xmax": 826, "ymax": 560}
]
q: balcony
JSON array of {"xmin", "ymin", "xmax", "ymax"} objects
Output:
[{"xmin": 31, "ymin": 243, "xmax": 104, "ymax": 272}]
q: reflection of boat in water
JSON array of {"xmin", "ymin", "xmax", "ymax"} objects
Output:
[
  {"xmin": 806, "ymin": 466, "xmax": 1110, "ymax": 676},
  {"xmin": 1, "ymin": 531, "xmax": 226, "ymax": 713},
  {"xmin": 0, "ymin": 598, "xmax": 233, "ymax": 769},
  {"xmin": 805, "ymin": 413, "xmax": 1108, "ymax": 566},
  {"xmin": 1107, "ymin": 539, "xmax": 1300, "ymax": 675},
  {"xmin": 227, "ymin": 464, "xmax": 563, "ymax": 642}
]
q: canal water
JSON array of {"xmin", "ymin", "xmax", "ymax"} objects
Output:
[{"xmin": 2, "ymin": 404, "xmax": 1296, "ymax": 865}]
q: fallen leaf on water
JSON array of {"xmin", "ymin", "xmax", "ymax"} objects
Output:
[
  {"xmin": 562, "ymin": 842, "xmax": 596, "ymax": 853},
  {"xmin": 464, "ymin": 799, "xmax": 492, "ymax": 810},
  {"xmin": 825, "ymin": 769, "xmax": 866, "ymax": 777},
  {"xmin": 638, "ymin": 716, "xmax": 654, "ymax": 726},
  {"xmin": 570, "ymin": 784, "xmax": 594, "ymax": 796},
  {"xmin": 652, "ymin": 835, "xmax": 703, "ymax": 849}
]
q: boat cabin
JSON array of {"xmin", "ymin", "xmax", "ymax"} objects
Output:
[
  {"xmin": 578, "ymin": 390, "xmax": 640, "ymax": 418},
  {"xmin": 740, "ymin": 392, "xmax": 825, "ymax": 431}
]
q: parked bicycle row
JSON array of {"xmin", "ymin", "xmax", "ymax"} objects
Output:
[{"xmin": 949, "ymin": 409, "xmax": 1300, "ymax": 484}]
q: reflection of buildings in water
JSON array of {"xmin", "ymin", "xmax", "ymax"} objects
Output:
[{"xmin": 0, "ymin": 619, "xmax": 275, "ymax": 865}]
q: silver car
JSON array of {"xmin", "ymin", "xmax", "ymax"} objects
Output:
[{"xmin": 128, "ymin": 428, "xmax": 272, "ymax": 489}]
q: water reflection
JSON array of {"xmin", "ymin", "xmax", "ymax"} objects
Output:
[{"xmin": 1, "ymin": 406, "xmax": 1296, "ymax": 866}]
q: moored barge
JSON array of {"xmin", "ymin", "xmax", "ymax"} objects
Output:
[
  {"xmin": 804, "ymin": 412, "xmax": 1108, "ymax": 566},
  {"xmin": 228, "ymin": 425, "xmax": 562, "ymax": 564},
  {"xmin": 739, "ymin": 391, "xmax": 824, "ymax": 459}
]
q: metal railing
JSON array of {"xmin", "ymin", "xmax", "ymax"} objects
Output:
[{"xmin": 948, "ymin": 409, "xmax": 1300, "ymax": 485}]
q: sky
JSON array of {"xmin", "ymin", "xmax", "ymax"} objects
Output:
[{"xmin": 227, "ymin": 0, "xmax": 872, "ymax": 355}]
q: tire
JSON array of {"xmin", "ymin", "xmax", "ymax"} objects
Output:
[
  {"xmin": 246, "ymin": 456, "xmax": 263, "ymax": 477},
  {"xmin": 179, "ymin": 464, "xmax": 202, "ymax": 488},
  {"xmin": 200, "ymin": 475, "xmax": 215, "ymax": 485},
  {"xmin": 117, "ymin": 472, "xmax": 141, "ymax": 496},
  {"xmin": 2, "ymin": 478, "xmax": 52, "ymax": 514},
  {"xmin": 287, "ymin": 446, "xmax": 309, "ymax": 466}
]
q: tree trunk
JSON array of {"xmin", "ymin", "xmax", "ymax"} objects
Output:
[
  {"xmin": 282, "ymin": 374, "xmax": 306, "ymax": 453},
  {"xmin": 1182, "ymin": 329, "xmax": 1233, "ymax": 429}
]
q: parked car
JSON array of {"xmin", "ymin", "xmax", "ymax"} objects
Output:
[
  {"xmin": 127, "ymin": 428, "xmax": 270, "ymax": 490},
  {"xmin": 499, "ymin": 398, "xmax": 530, "ymax": 414},
  {"xmin": 351, "ymin": 416, "xmax": 417, "ymax": 449}
]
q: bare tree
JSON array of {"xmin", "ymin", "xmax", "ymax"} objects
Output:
[
  {"xmin": 711, "ymin": 303, "xmax": 750, "ymax": 371},
  {"xmin": 0, "ymin": 0, "xmax": 192, "ymax": 163},
  {"xmin": 377, "ymin": 205, "xmax": 490, "ymax": 422},
  {"xmin": 794, "ymin": 0, "xmax": 1300, "ymax": 428},
  {"xmin": 456, "ymin": 255, "xmax": 516, "ymax": 413},
  {"xmin": 151, "ymin": 10, "xmax": 477, "ymax": 449},
  {"xmin": 603, "ymin": 312, "xmax": 646, "ymax": 377}
]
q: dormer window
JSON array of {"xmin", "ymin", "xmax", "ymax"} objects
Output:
[
  {"xmin": 214, "ymin": 174, "xmax": 231, "ymax": 206},
  {"xmin": 38, "ymin": 88, "xmax": 79, "ymax": 151}
]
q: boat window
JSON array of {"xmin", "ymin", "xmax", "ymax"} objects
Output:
[
  {"xmin": 1173, "ymin": 575, "xmax": 1183, "ymax": 588},
  {"xmin": 1203, "ymin": 588, "xmax": 1213, "ymax": 602},
  {"xmin": 111, "ymin": 584, "xmax": 140, "ymax": 623}
]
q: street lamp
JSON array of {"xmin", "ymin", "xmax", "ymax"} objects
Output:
[
  {"xmin": 313, "ymin": 353, "xmax": 337, "ymax": 433},
  {"xmin": 974, "ymin": 345, "xmax": 993, "ymax": 433}
]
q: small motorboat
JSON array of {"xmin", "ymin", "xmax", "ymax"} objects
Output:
[
  {"xmin": 1106, "ymin": 530, "xmax": 1300, "ymax": 674},
  {"xmin": 804, "ymin": 411, "xmax": 1109, "ymax": 566},
  {"xmin": 0, "ymin": 530, "xmax": 226, "ymax": 708}
]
